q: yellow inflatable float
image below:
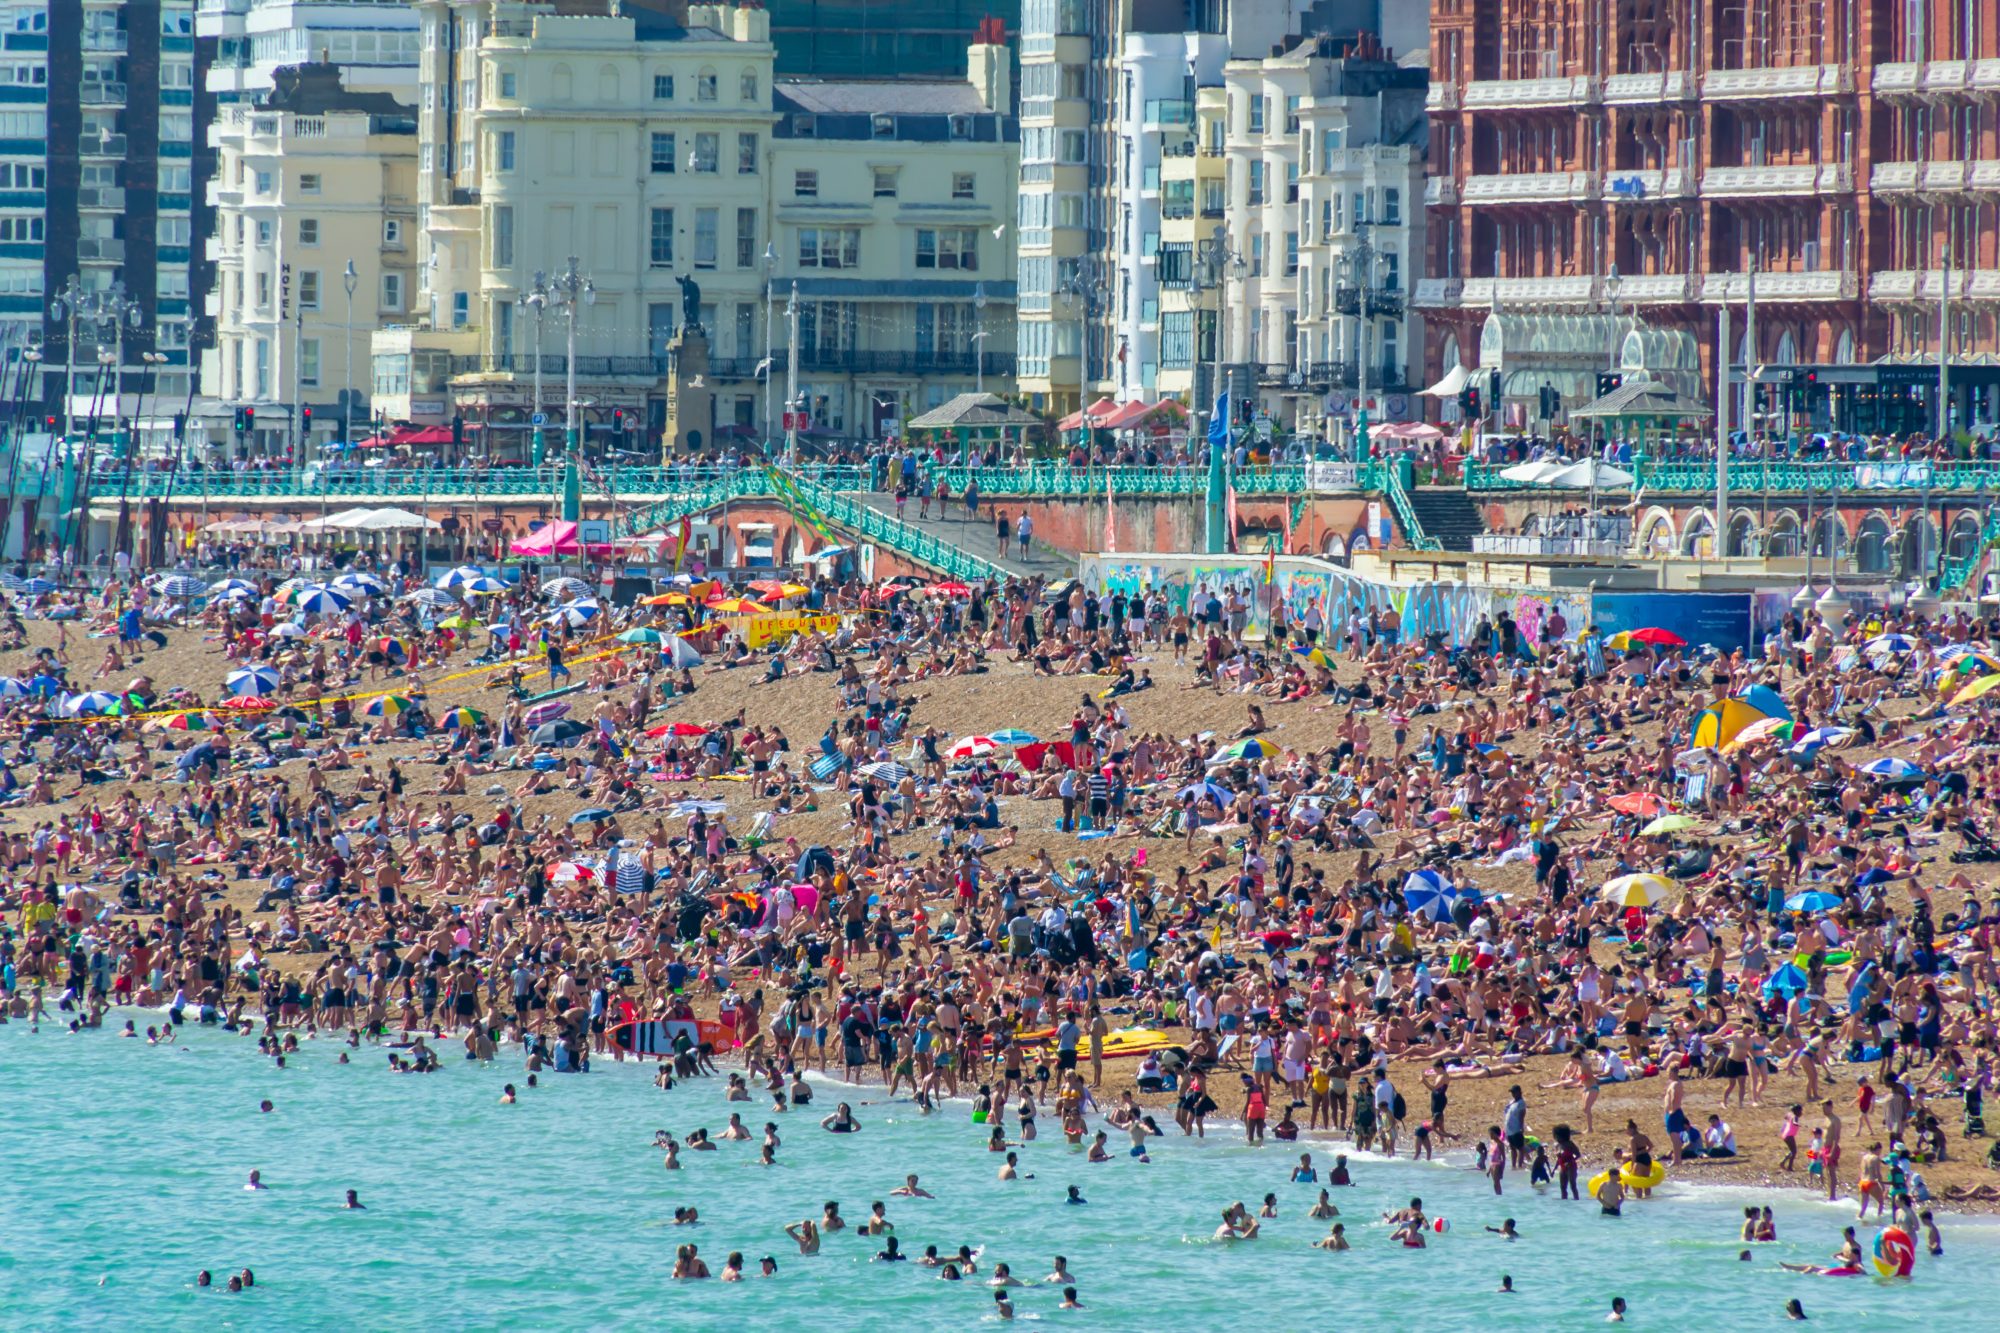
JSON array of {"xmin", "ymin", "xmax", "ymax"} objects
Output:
[{"xmin": 1586, "ymin": 1161, "xmax": 1668, "ymax": 1198}]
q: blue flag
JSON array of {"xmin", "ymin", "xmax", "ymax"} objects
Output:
[{"xmin": 1207, "ymin": 390, "xmax": 1229, "ymax": 449}]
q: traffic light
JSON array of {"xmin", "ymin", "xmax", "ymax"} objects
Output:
[
  {"xmin": 233, "ymin": 406, "xmax": 256, "ymax": 434},
  {"xmin": 1596, "ymin": 372, "xmax": 1624, "ymax": 398},
  {"xmin": 301, "ymin": 405, "xmax": 313, "ymax": 432},
  {"xmin": 1460, "ymin": 384, "xmax": 1481, "ymax": 417},
  {"xmin": 1538, "ymin": 384, "xmax": 1562, "ymax": 420},
  {"xmin": 612, "ymin": 407, "xmax": 627, "ymax": 435},
  {"xmin": 42, "ymin": 414, "xmax": 56, "ymax": 433},
  {"xmin": 172, "ymin": 411, "xmax": 186, "ymax": 441},
  {"xmin": 451, "ymin": 412, "xmax": 464, "ymax": 445}
]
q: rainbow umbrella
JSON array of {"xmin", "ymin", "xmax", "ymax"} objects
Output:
[
  {"xmin": 1292, "ymin": 645, "xmax": 1338, "ymax": 669},
  {"xmin": 363, "ymin": 694, "xmax": 419, "ymax": 717},
  {"xmin": 1207, "ymin": 736, "xmax": 1281, "ymax": 765},
  {"xmin": 1723, "ymin": 716, "xmax": 1794, "ymax": 750},
  {"xmin": 150, "ymin": 710, "xmax": 220, "ymax": 732},
  {"xmin": 441, "ymin": 706, "xmax": 487, "ymax": 729},
  {"xmin": 375, "ymin": 637, "xmax": 411, "ymax": 663},
  {"xmin": 1952, "ymin": 672, "xmax": 2000, "ymax": 706}
]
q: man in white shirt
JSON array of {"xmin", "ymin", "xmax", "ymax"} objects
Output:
[{"xmin": 1702, "ymin": 1114, "xmax": 1737, "ymax": 1158}]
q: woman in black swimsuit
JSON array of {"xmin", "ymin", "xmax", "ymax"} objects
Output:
[{"xmin": 820, "ymin": 1102, "xmax": 862, "ymax": 1133}]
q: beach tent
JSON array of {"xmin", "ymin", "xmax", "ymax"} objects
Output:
[
  {"xmin": 510, "ymin": 521, "xmax": 580, "ymax": 557},
  {"xmin": 1689, "ymin": 684, "xmax": 1793, "ymax": 750}
]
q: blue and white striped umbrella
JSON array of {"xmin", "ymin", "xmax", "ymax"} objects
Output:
[
  {"xmin": 60, "ymin": 691, "xmax": 120, "ymax": 716},
  {"xmin": 225, "ymin": 665, "xmax": 282, "ymax": 697},
  {"xmin": 293, "ymin": 586, "xmax": 352, "ymax": 615},
  {"xmin": 435, "ymin": 565, "xmax": 491, "ymax": 591},
  {"xmin": 1787, "ymin": 725, "xmax": 1855, "ymax": 758},
  {"xmin": 333, "ymin": 571, "xmax": 391, "ymax": 595},
  {"xmin": 22, "ymin": 577, "xmax": 57, "ymax": 595},
  {"xmin": 1401, "ymin": 869, "xmax": 1458, "ymax": 922},
  {"xmin": 0, "ymin": 572, "xmax": 24, "ymax": 594},
  {"xmin": 400, "ymin": 587, "xmax": 457, "ymax": 609},
  {"xmin": 1864, "ymin": 632, "xmax": 1918, "ymax": 657},
  {"xmin": 455, "ymin": 575, "xmax": 508, "ymax": 595},
  {"xmin": 1859, "ymin": 757, "xmax": 1924, "ymax": 781},
  {"xmin": 546, "ymin": 599, "xmax": 601, "ymax": 628},
  {"xmin": 209, "ymin": 578, "xmax": 260, "ymax": 599},
  {"xmin": 153, "ymin": 574, "xmax": 208, "ymax": 598},
  {"xmin": 541, "ymin": 577, "xmax": 591, "ymax": 601},
  {"xmin": 0, "ymin": 676, "xmax": 29, "ymax": 698}
]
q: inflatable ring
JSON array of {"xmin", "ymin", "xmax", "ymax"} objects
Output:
[
  {"xmin": 1585, "ymin": 1169, "xmax": 1614, "ymax": 1199},
  {"xmin": 1619, "ymin": 1161, "xmax": 1668, "ymax": 1190},
  {"xmin": 1872, "ymin": 1225, "xmax": 1916, "ymax": 1279}
]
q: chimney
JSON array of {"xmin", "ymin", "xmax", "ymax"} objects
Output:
[{"xmin": 967, "ymin": 18, "xmax": 1011, "ymax": 114}]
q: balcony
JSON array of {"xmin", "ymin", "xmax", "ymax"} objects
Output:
[
  {"xmin": 1611, "ymin": 273, "xmax": 1695, "ymax": 304},
  {"xmin": 1869, "ymin": 268, "xmax": 2000, "ymax": 303},
  {"xmin": 1604, "ymin": 167, "xmax": 1695, "ymax": 202},
  {"xmin": 1702, "ymin": 162, "xmax": 1851, "ymax": 197},
  {"xmin": 77, "ymin": 186, "xmax": 126, "ymax": 211},
  {"xmin": 1426, "ymin": 83, "xmax": 1459, "ymax": 112},
  {"xmin": 1304, "ymin": 361, "xmax": 1408, "ymax": 392},
  {"xmin": 1699, "ymin": 270, "xmax": 1856, "ymax": 302},
  {"xmin": 1161, "ymin": 200, "xmax": 1193, "ymax": 220},
  {"xmin": 1701, "ymin": 63, "xmax": 1852, "ymax": 101},
  {"xmin": 78, "ymin": 238, "xmax": 125, "ymax": 263},
  {"xmin": 1415, "ymin": 276, "xmax": 1596, "ymax": 307},
  {"xmin": 79, "ymin": 133, "xmax": 128, "ymax": 158},
  {"xmin": 79, "ymin": 81, "xmax": 127, "ymax": 106},
  {"xmin": 1872, "ymin": 161, "xmax": 1920, "ymax": 192},
  {"xmin": 792, "ymin": 349, "xmax": 1016, "ymax": 377},
  {"xmin": 1332, "ymin": 284, "xmax": 1404, "ymax": 318},
  {"xmin": 1424, "ymin": 176, "xmax": 1456, "ymax": 207},
  {"xmin": 1461, "ymin": 170, "xmax": 1596, "ymax": 204},
  {"xmin": 1143, "ymin": 98, "xmax": 1193, "ymax": 128},
  {"xmin": 1873, "ymin": 159, "xmax": 2000, "ymax": 194},
  {"xmin": 1602, "ymin": 70, "xmax": 1695, "ymax": 104},
  {"xmin": 1462, "ymin": 76, "xmax": 1597, "ymax": 110},
  {"xmin": 82, "ymin": 30, "xmax": 128, "ymax": 52}
]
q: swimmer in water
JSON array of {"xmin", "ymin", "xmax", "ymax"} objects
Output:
[
  {"xmin": 1059, "ymin": 1287, "xmax": 1084, "ymax": 1310},
  {"xmin": 783, "ymin": 1219, "xmax": 821, "ymax": 1255},
  {"xmin": 1065, "ymin": 1185, "xmax": 1087, "ymax": 1205},
  {"xmin": 821, "ymin": 1103, "xmax": 861, "ymax": 1133},
  {"xmin": 1045, "ymin": 1256, "xmax": 1074, "ymax": 1285},
  {"xmin": 721, "ymin": 1113, "xmax": 752, "ymax": 1141},
  {"xmin": 890, "ymin": 1173, "xmax": 935, "ymax": 1198},
  {"xmin": 820, "ymin": 1201, "xmax": 846, "ymax": 1232},
  {"xmin": 875, "ymin": 1238, "xmax": 907, "ymax": 1262},
  {"xmin": 861, "ymin": 1201, "xmax": 895, "ymax": 1236},
  {"xmin": 1312, "ymin": 1223, "xmax": 1350, "ymax": 1251},
  {"xmin": 989, "ymin": 1262, "xmax": 1026, "ymax": 1288},
  {"xmin": 500, "ymin": 1084, "xmax": 517, "ymax": 1104},
  {"xmin": 994, "ymin": 1289, "xmax": 1014, "ymax": 1321},
  {"xmin": 1291, "ymin": 1152, "xmax": 1318, "ymax": 1182},
  {"xmin": 999, "ymin": 1151, "xmax": 1033, "ymax": 1181},
  {"xmin": 344, "ymin": 1189, "xmax": 365, "ymax": 1210},
  {"xmin": 1308, "ymin": 1188, "xmax": 1338, "ymax": 1219},
  {"xmin": 1607, "ymin": 1297, "xmax": 1628, "ymax": 1322},
  {"xmin": 245, "ymin": 1171, "xmax": 267, "ymax": 1191},
  {"xmin": 1498, "ymin": 1276, "xmax": 1515, "ymax": 1293},
  {"xmin": 1487, "ymin": 1218, "xmax": 1520, "ymax": 1241}
]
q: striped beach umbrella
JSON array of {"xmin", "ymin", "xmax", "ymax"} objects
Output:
[
  {"xmin": 441, "ymin": 706, "xmax": 487, "ymax": 729},
  {"xmin": 225, "ymin": 665, "xmax": 282, "ymax": 697},
  {"xmin": 60, "ymin": 691, "xmax": 121, "ymax": 716},
  {"xmin": 290, "ymin": 586, "xmax": 352, "ymax": 614},
  {"xmin": 363, "ymin": 694, "xmax": 419, "ymax": 718}
]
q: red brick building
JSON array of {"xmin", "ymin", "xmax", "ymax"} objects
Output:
[{"xmin": 1420, "ymin": 0, "xmax": 2000, "ymax": 436}]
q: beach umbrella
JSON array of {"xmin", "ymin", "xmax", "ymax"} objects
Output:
[
  {"xmin": 1858, "ymin": 757, "xmax": 1924, "ymax": 781},
  {"xmin": 618, "ymin": 626, "xmax": 669, "ymax": 646},
  {"xmin": 1291, "ymin": 645, "xmax": 1338, "ymax": 669},
  {"xmin": 662, "ymin": 634, "xmax": 703, "ymax": 668},
  {"xmin": 60, "ymin": 691, "xmax": 120, "ymax": 716},
  {"xmin": 1784, "ymin": 890, "xmax": 1845, "ymax": 913},
  {"xmin": 1627, "ymin": 627, "xmax": 1687, "ymax": 647},
  {"xmin": 524, "ymin": 700, "xmax": 570, "ymax": 726},
  {"xmin": 437, "ymin": 614, "xmax": 481, "ymax": 632},
  {"xmin": 949, "ymin": 735, "xmax": 999, "ymax": 759},
  {"xmin": 374, "ymin": 637, "xmax": 411, "ymax": 664},
  {"xmin": 1763, "ymin": 962, "xmax": 1811, "ymax": 998},
  {"xmin": 435, "ymin": 565, "xmax": 490, "ymax": 590},
  {"xmin": 363, "ymin": 694, "xmax": 419, "ymax": 718},
  {"xmin": 1207, "ymin": 736, "xmax": 1281, "ymax": 765},
  {"xmin": 1787, "ymin": 726, "xmax": 1855, "ymax": 757},
  {"xmin": 291, "ymin": 586, "xmax": 351, "ymax": 615},
  {"xmin": 1939, "ymin": 645, "xmax": 2000, "ymax": 677},
  {"xmin": 856, "ymin": 760, "xmax": 911, "ymax": 783},
  {"xmin": 660, "ymin": 721, "xmax": 711, "ymax": 738},
  {"xmin": 224, "ymin": 665, "xmax": 281, "ymax": 697},
  {"xmin": 533, "ymin": 718, "xmax": 590, "ymax": 745},
  {"xmin": 1177, "ymin": 780, "xmax": 1232, "ymax": 805},
  {"xmin": 548, "ymin": 860, "xmax": 598, "ymax": 883},
  {"xmin": 150, "ymin": 710, "xmax": 219, "ymax": 732},
  {"xmin": 540, "ymin": 577, "xmax": 591, "ymax": 601},
  {"xmin": 0, "ymin": 572, "xmax": 24, "ymax": 594},
  {"xmin": 1863, "ymin": 632, "xmax": 1917, "ymax": 657},
  {"xmin": 455, "ymin": 576, "xmax": 509, "ymax": 596},
  {"xmin": 1951, "ymin": 672, "xmax": 2000, "ymax": 706},
  {"xmin": 1723, "ymin": 716, "xmax": 1794, "ymax": 750},
  {"xmin": 988, "ymin": 728, "xmax": 1040, "ymax": 746},
  {"xmin": 926, "ymin": 581, "xmax": 973, "ymax": 597},
  {"xmin": 1640, "ymin": 813, "xmax": 1701, "ymax": 836},
  {"xmin": 267, "ymin": 622, "xmax": 309, "ymax": 640},
  {"xmin": 746, "ymin": 578, "xmax": 807, "ymax": 598},
  {"xmin": 1607, "ymin": 792, "xmax": 1669, "ymax": 817},
  {"xmin": 641, "ymin": 591, "xmax": 694, "ymax": 606},
  {"xmin": 401, "ymin": 587, "xmax": 458, "ymax": 609},
  {"xmin": 0, "ymin": 677, "xmax": 29, "ymax": 698},
  {"xmin": 1601, "ymin": 873, "xmax": 1673, "ymax": 908},
  {"xmin": 22, "ymin": 576, "xmax": 57, "ymax": 595},
  {"xmin": 333, "ymin": 571, "xmax": 391, "ymax": 595},
  {"xmin": 569, "ymin": 807, "xmax": 614, "ymax": 824},
  {"xmin": 217, "ymin": 696, "xmax": 275, "ymax": 712},
  {"xmin": 546, "ymin": 601, "xmax": 600, "ymax": 629},
  {"xmin": 441, "ymin": 707, "xmax": 487, "ymax": 730},
  {"xmin": 153, "ymin": 574, "xmax": 208, "ymax": 598},
  {"xmin": 703, "ymin": 597, "xmax": 770, "ymax": 614},
  {"xmin": 1401, "ymin": 869, "xmax": 1456, "ymax": 921},
  {"xmin": 214, "ymin": 585, "xmax": 258, "ymax": 601}
]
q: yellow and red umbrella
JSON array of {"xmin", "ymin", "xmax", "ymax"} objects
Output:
[{"xmin": 704, "ymin": 597, "xmax": 770, "ymax": 615}]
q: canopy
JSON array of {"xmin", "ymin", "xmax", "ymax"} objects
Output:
[
  {"xmin": 336, "ymin": 507, "xmax": 439, "ymax": 532},
  {"xmin": 1371, "ymin": 421, "xmax": 1447, "ymax": 442},
  {"xmin": 510, "ymin": 521, "xmax": 580, "ymax": 556},
  {"xmin": 358, "ymin": 424, "xmax": 455, "ymax": 449},
  {"xmin": 1057, "ymin": 396, "xmax": 1121, "ymax": 432},
  {"xmin": 1420, "ymin": 363, "xmax": 1469, "ymax": 398},
  {"xmin": 1569, "ymin": 376, "xmax": 1715, "ymax": 421},
  {"xmin": 1093, "ymin": 399, "xmax": 1189, "ymax": 432},
  {"xmin": 906, "ymin": 392, "xmax": 1044, "ymax": 432},
  {"xmin": 1691, "ymin": 694, "xmax": 1785, "ymax": 750}
]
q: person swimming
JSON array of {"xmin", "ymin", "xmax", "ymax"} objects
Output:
[{"xmin": 821, "ymin": 1103, "xmax": 861, "ymax": 1133}]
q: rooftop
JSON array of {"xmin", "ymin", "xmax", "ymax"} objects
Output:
[{"xmin": 774, "ymin": 80, "xmax": 993, "ymax": 116}]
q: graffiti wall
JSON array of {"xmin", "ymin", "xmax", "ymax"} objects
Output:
[{"xmin": 1081, "ymin": 554, "xmax": 1594, "ymax": 653}]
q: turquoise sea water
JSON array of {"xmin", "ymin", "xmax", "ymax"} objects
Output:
[{"xmin": 4, "ymin": 1019, "xmax": 1997, "ymax": 1330}]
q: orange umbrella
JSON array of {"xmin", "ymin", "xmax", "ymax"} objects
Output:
[
  {"xmin": 1607, "ymin": 792, "xmax": 1668, "ymax": 817},
  {"xmin": 746, "ymin": 579, "xmax": 807, "ymax": 598},
  {"xmin": 640, "ymin": 592, "xmax": 693, "ymax": 606},
  {"xmin": 704, "ymin": 597, "xmax": 770, "ymax": 614}
]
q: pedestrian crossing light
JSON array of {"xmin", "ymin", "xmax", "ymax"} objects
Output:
[{"xmin": 1596, "ymin": 372, "xmax": 1624, "ymax": 398}]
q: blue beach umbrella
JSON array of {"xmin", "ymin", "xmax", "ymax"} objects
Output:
[
  {"xmin": 60, "ymin": 691, "xmax": 120, "ymax": 716},
  {"xmin": 1402, "ymin": 869, "xmax": 1457, "ymax": 921},
  {"xmin": 988, "ymin": 728, "xmax": 1040, "ymax": 746},
  {"xmin": 225, "ymin": 665, "xmax": 282, "ymax": 698},
  {"xmin": 1858, "ymin": 757, "xmax": 1924, "ymax": 781},
  {"xmin": 1763, "ymin": 962, "xmax": 1811, "ymax": 998},
  {"xmin": 1784, "ymin": 890, "xmax": 1844, "ymax": 913},
  {"xmin": 1177, "ymin": 780, "xmax": 1232, "ymax": 805}
]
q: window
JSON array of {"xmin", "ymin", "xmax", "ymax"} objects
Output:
[
  {"xmin": 694, "ymin": 207, "xmax": 718, "ymax": 269},
  {"xmin": 872, "ymin": 114, "xmax": 894, "ymax": 139},
  {"xmin": 298, "ymin": 218, "xmax": 319, "ymax": 246},
  {"xmin": 916, "ymin": 228, "xmax": 978, "ymax": 271},
  {"xmin": 298, "ymin": 172, "xmax": 321, "ymax": 194},
  {"xmin": 299, "ymin": 338, "xmax": 320, "ymax": 388},
  {"xmin": 650, "ymin": 131, "xmax": 675, "ymax": 173},
  {"xmin": 952, "ymin": 172, "xmax": 975, "ymax": 200},
  {"xmin": 737, "ymin": 132, "xmax": 757, "ymax": 174},
  {"xmin": 692, "ymin": 132, "xmax": 718, "ymax": 172},
  {"xmin": 1250, "ymin": 95, "xmax": 1266, "ymax": 135},
  {"xmin": 653, "ymin": 73, "xmax": 674, "ymax": 100},
  {"xmin": 381, "ymin": 272, "xmax": 402, "ymax": 311},
  {"xmin": 158, "ymin": 216, "xmax": 190, "ymax": 246},
  {"xmin": 740, "ymin": 69, "xmax": 756, "ymax": 101},
  {"xmin": 650, "ymin": 207, "xmax": 674, "ymax": 266},
  {"xmin": 1383, "ymin": 187, "xmax": 1401, "ymax": 225},
  {"xmin": 798, "ymin": 226, "xmax": 860, "ymax": 269},
  {"xmin": 736, "ymin": 207, "xmax": 756, "ymax": 268},
  {"xmin": 451, "ymin": 291, "xmax": 469, "ymax": 328},
  {"xmin": 498, "ymin": 71, "xmax": 516, "ymax": 99},
  {"xmin": 873, "ymin": 167, "xmax": 898, "ymax": 197},
  {"xmin": 384, "ymin": 219, "xmax": 403, "ymax": 246},
  {"xmin": 696, "ymin": 69, "xmax": 716, "ymax": 102},
  {"xmin": 254, "ymin": 171, "xmax": 273, "ymax": 196},
  {"xmin": 1060, "ymin": 129, "xmax": 1085, "ymax": 163},
  {"xmin": 298, "ymin": 269, "xmax": 321, "ymax": 311},
  {"xmin": 0, "ymin": 215, "xmax": 41, "ymax": 241},
  {"xmin": 793, "ymin": 169, "xmax": 817, "ymax": 198},
  {"xmin": 492, "ymin": 205, "xmax": 514, "ymax": 267},
  {"xmin": 255, "ymin": 270, "xmax": 271, "ymax": 309},
  {"xmin": 1285, "ymin": 231, "xmax": 1298, "ymax": 276},
  {"xmin": 949, "ymin": 114, "xmax": 971, "ymax": 140},
  {"xmin": 0, "ymin": 163, "xmax": 44, "ymax": 188},
  {"xmin": 495, "ymin": 130, "xmax": 515, "ymax": 171},
  {"xmin": 1161, "ymin": 310, "xmax": 1193, "ymax": 368},
  {"xmin": 1382, "ymin": 252, "xmax": 1400, "ymax": 291}
]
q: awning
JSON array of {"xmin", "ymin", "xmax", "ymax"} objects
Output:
[
  {"xmin": 1057, "ymin": 397, "xmax": 1121, "ymax": 431},
  {"xmin": 510, "ymin": 520, "xmax": 579, "ymax": 556},
  {"xmin": 1420, "ymin": 363, "xmax": 1469, "ymax": 397}
]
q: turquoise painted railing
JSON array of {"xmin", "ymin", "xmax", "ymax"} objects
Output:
[
  {"xmin": 617, "ymin": 471, "xmax": 782, "ymax": 536},
  {"xmin": 112, "ymin": 462, "xmax": 871, "ymax": 501},
  {"xmin": 925, "ymin": 463, "xmax": 1336, "ymax": 498},
  {"xmin": 788, "ymin": 474, "xmax": 1013, "ymax": 582},
  {"xmin": 1465, "ymin": 458, "xmax": 2000, "ymax": 494},
  {"xmin": 1942, "ymin": 507, "xmax": 2000, "ymax": 591},
  {"xmin": 1383, "ymin": 462, "xmax": 1443, "ymax": 552}
]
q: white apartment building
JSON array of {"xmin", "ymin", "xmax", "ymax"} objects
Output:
[
  {"xmin": 196, "ymin": 0, "xmax": 418, "ymax": 102},
  {"xmin": 203, "ymin": 63, "xmax": 416, "ymax": 446}
]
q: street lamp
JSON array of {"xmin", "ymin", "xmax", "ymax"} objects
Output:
[
  {"xmin": 518, "ymin": 270, "xmax": 550, "ymax": 466},
  {"xmin": 549, "ymin": 256, "xmax": 594, "ymax": 525},
  {"xmin": 762, "ymin": 241, "xmax": 778, "ymax": 455},
  {"xmin": 342, "ymin": 259, "xmax": 358, "ymax": 449},
  {"xmin": 47, "ymin": 274, "xmax": 87, "ymax": 442},
  {"xmin": 1195, "ymin": 225, "xmax": 1246, "ymax": 555},
  {"xmin": 972, "ymin": 282, "xmax": 990, "ymax": 397},
  {"xmin": 1339, "ymin": 223, "xmax": 1382, "ymax": 461},
  {"xmin": 1058, "ymin": 257, "xmax": 1106, "ymax": 419}
]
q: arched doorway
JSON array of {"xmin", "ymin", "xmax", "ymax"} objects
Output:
[
  {"xmin": 1947, "ymin": 511, "xmax": 1984, "ymax": 569},
  {"xmin": 1638, "ymin": 511, "xmax": 1675, "ymax": 555},
  {"xmin": 1901, "ymin": 513, "xmax": 1938, "ymax": 579},
  {"xmin": 1809, "ymin": 512, "xmax": 1847, "ymax": 561},
  {"xmin": 1680, "ymin": 512, "xmax": 1714, "ymax": 557},
  {"xmin": 1767, "ymin": 510, "xmax": 1801, "ymax": 557},
  {"xmin": 1321, "ymin": 531, "xmax": 1349, "ymax": 565},
  {"xmin": 1725, "ymin": 511, "xmax": 1759, "ymax": 557},
  {"xmin": 1855, "ymin": 513, "xmax": 1892, "ymax": 573}
]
